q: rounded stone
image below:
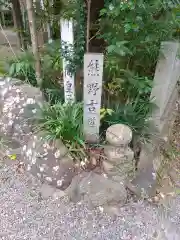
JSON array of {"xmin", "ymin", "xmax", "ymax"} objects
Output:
[{"xmin": 106, "ymin": 124, "xmax": 132, "ymax": 146}]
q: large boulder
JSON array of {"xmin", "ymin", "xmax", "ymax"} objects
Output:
[
  {"xmin": 0, "ymin": 77, "xmax": 43, "ymax": 144},
  {"xmin": 0, "ymin": 77, "xmax": 77, "ymax": 190},
  {"xmin": 22, "ymin": 132, "xmax": 77, "ymax": 190}
]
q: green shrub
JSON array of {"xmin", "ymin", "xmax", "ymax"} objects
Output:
[
  {"xmin": 98, "ymin": 0, "xmax": 179, "ymax": 145},
  {"xmin": 36, "ymin": 102, "xmax": 87, "ymax": 161},
  {"xmin": 44, "ymin": 87, "xmax": 64, "ymax": 104},
  {"xmin": 41, "ymin": 40, "xmax": 63, "ymax": 75},
  {"xmin": 99, "ymin": 0, "xmax": 179, "ymax": 103},
  {"xmin": 8, "ymin": 51, "xmax": 36, "ymax": 86},
  {"xmin": 7, "ymin": 41, "xmax": 64, "ymax": 103},
  {"xmin": 103, "ymin": 71, "xmax": 153, "ymax": 106},
  {"xmin": 101, "ymin": 96, "xmax": 156, "ymax": 144}
]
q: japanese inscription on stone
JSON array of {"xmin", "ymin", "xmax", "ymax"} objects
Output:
[
  {"xmin": 60, "ymin": 19, "xmax": 75, "ymax": 102},
  {"xmin": 83, "ymin": 53, "xmax": 104, "ymax": 142}
]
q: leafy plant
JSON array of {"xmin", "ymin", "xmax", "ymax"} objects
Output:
[
  {"xmin": 101, "ymin": 96, "xmax": 156, "ymax": 144},
  {"xmin": 99, "ymin": 0, "xmax": 179, "ymax": 104},
  {"xmin": 8, "ymin": 51, "xmax": 36, "ymax": 86},
  {"xmin": 96, "ymin": 0, "xmax": 180, "ymax": 147},
  {"xmin": 7, "ymin": 41, "xmax": 64, "ymax": 103},
  {"xmin": 104, "ymin": 71, "xmax": 152, "ymax": 105},
  {"xmin": 42, "ymin": 40, "xmax": 63, "ymax": 72},
  {"xmin": 35, "ymin": 100, "xmax": 117, "ymax": 161},
  {"xmin": 36, "ymin": 102, "xmax": 87, "ymax": 161},
  {"xmin": 41, "ymin": 41, "xmax": 63, "ymax": 92},
  {"xmin": 44, "ymin": 87, "xmax": 64, "ymax": 104}
]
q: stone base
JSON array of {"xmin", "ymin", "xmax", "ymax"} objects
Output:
[{"xmin": 66, "ymin": 171, "xmax": 127, "ymax": 208}]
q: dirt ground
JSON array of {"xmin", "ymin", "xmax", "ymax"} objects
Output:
[
  {"xmin": 156, "ymin": 101, "xmax": 180, "ymax": 199},
  {"xmin": 167, "ymin": 107, "xmax": 180, "ymax": 189}
]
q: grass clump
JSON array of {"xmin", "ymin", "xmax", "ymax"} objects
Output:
[{"xmin": 36, "ymin": 101, "xmax": 87, "ymax": 162}]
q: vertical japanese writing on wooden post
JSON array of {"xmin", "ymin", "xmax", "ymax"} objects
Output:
[
  {"xmin": 60, "ymin": 19, "xmax": 75, "ymax": 103},
  {"xmin": 83, "ymin": 53, "xmax": 104, "ymax": 143}
]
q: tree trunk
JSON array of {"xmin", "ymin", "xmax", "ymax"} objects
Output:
[
  {"xmin": 35, "ymin": 0, "xmax": 45, "ymax": 48},
  {"xmin": 11, "ymin": 0, "xmax": 27, "ymax": 50},
  {"xmin": 26, "ymin": 0, "xmax": 42, "ymax": 87}
]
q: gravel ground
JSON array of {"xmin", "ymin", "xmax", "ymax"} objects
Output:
[{"xmin": 0, "ymin": 163, "xmax": 180, "ymax": 240}]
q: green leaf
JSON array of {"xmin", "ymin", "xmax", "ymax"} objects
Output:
[
  {"xmin": 9, "ymin": 63, "xmax": 16, "ymax": 76},
  {"xmin": 124, "ymin": 23, "xmax": 132, "ymax": 33},
  {"xmin": 107, "ymin": 45, "xmax": 116, "ymax": 53},
  {"xmin": 100, "ymin": 8, "xmax": 107, "ymax": 16},
  {"xmin": 16, "ymin": 62, "xmax": 22, "ymax": 74}
]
